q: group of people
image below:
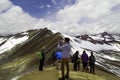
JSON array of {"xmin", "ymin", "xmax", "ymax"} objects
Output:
[
  {"xmin": 37, "ymin": 37, "xmax": 71, "ymax": 80},
  {"xmin": 73, "ymin": 50, "xmax": 96, "ymax": 74},
  {"xmin": 36, "ymin": 37, "xmax": 96, "ymax": 80}
]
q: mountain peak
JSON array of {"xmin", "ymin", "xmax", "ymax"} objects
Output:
[{"xmin": 0, "ymin": 29, "xmax": 120, "ymax": 80}]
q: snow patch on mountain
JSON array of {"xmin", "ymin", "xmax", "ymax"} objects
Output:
[
  {"xmin": 0, "ymin": 36, "xmax": 28, "ymax": 54},
  {"xmin": 61, "ymin": 33, "xmax": 120, "ymax": 53},
  {"xmin": 0, "ymin": 38, "xmax": 6, "ymax": 44}
]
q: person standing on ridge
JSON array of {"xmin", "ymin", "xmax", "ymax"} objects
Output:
[
  {"xmin": 55, "ymin": 49, "xmax": 62, "ymax": 70},
  {"xmin": 81, "ymin": 50, "xmax": 89, "ymax": 72},
  {"xmin": 89, "ymin": 51, "xmax": 96, "ymax": 74},
  {"xmin": 58, "ymin": 37, "xmax": 71, "ymax": 80},
  {"xmin": 73, "ymin": 51, "xmax": 80, "ymax": 71},
  {"xmin": 36, "ymin": 47, "xmax": 45, "ymax": 71}
]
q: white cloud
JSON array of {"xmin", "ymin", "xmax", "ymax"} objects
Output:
[
  {"xmin": 34, "ymin": 0, "xmax": 120, "ymax": 35},
  {"xmin": 47, "ymin": 11, "xmax": 51, "ymax": 14},
  {"xmin": 0, "ymin": 0, "xmax": 120, "ymax": 35},
  {"xmin": 37, "ymin": 5, "xmax": 44, "ymax": 9},
  {"xmin": 52, "ymin": 0, "xmax": 57, "ymax": 5},
  {"xmin": 46, "ymin": 4, "xmax": 51, "ymax": 8},
  {"xmin": 57, "ymin": 0, "xmax": 120, "ymax": 22},
  {"xmin": 52, "ymin": 0, "xmax": 75, "ymax": 7},
  {"xmin": 53, "ymin": 0, "xmax": 120, "ymax": 35},
  {"xmin": 0, "ymin": 0, "xmax": 37, "ymax": 34},
  {"xmin": 0, "ymin": 0, "xmax": 12, "ymax": 13}
]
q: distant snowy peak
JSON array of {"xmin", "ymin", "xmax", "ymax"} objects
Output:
[
  {"xmin": 60, "ymin": 32, "xmax": 120, "ymax": 55},
  {"xmin": 75, "ymin": 32, "xmax": 120, "ymax": 45},
  {"xmin": 61, "ymin": 32, "xmax": 120, "ymax": 77},
  {"xmin": 91, "ymin": 32, "xmax": 120, "ymax": 41}
]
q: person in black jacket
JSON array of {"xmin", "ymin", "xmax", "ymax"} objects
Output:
[
  {"xmin": 39, "ymin": 48, "xmax": 45, "ymax": 71},
  {"xmin": 89, "ymin": 51, "xmax": 96, "ymax": 73},
  {"xmin": 73, "ymin": 51, "xmax": 80, "ymax": 71}
]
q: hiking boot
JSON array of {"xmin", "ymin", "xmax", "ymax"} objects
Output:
[
  {"xmin": 56, "ymin": 67, "xmax": 59, "ymax": 70},
  {"xmin": 59, "ymin": 77, "xmax": 65, "ymax": 80},
  {"xmin": 39, "ymin": 69, "xmax": 43, "ymax": 71},
  {"xmin": 65, "ymin": 75, "xmax": 69, "ymax": 79}
]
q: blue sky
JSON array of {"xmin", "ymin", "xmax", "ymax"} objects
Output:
[
  {"xmin": 11, "ymin": 0, "xmax": 76, "ymax": 18},
  {"xmin": 0, "ymin": 0, "xmax": 120, "ymax": 35}
]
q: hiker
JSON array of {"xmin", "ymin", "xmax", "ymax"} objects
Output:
[
  {"xmin": 58, "ymin": 37, "xmax": 71, "ymax": 80},
  {"xmin": 36, "ymin": 48, "xmax": 45, "ymax": 71},
  {"xmin": 81, "ymin": 50, "xmax": 89, "ymax": 72},
  {"xmin": 89, "ymin": 51, "xmax": 96, "ymax": 74},
  {"xmin": 55, "ymin": 49, "xmax": 62, "ymax": 69},
  {"xmin": 73, "ymin": 51, "xmax": 80, "ymax": 71}
]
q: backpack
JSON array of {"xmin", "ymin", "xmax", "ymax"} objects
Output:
[
  {"xmin": 36, "ymin": 51, "xmax": 43, "ymax": 59},
  {"xmin": 90, "ymin": 56, "xmax": 95, "ymax": 63}
]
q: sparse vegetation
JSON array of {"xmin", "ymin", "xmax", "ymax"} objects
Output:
[{"xmin": 18, "ymin": 64, "xmax": 120, "ymax": 80}]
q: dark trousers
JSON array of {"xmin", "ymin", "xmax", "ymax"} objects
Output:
[
  {"xmin": 74, "ymin": 61, "xmax": 80, "ymax": 71},
  {"xmin": 89, "ymin": 63, "xmax": 95, "ymax": 73},
  {"xmin": 82, "ymin": 62, "xmax": 88, "ymax": 72},
  {"xmin": 39, "ymin": 59, "xmax": 44, "ymax": 71}
]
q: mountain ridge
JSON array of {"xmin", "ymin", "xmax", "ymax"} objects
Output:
[{"xmin": 0, "ymin": 28, "xmax": 120, "ymax": 80}]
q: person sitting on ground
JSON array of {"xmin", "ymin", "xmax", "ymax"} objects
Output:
[
  {"xmin": 81, "ymin": 50, "xmax": 89, "ymax": 72},
  {"xmin": 55, "ymin": 49, "xmax": 62, "ymax": 69},
  {"xmin": 89, "ymin": 51, "xmax": 96, "ymax": 74}
]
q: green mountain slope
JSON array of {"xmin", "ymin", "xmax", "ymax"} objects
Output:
[{"xmin": 0, "ymin": 28, "xmax": 62, "ymax": 80}]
